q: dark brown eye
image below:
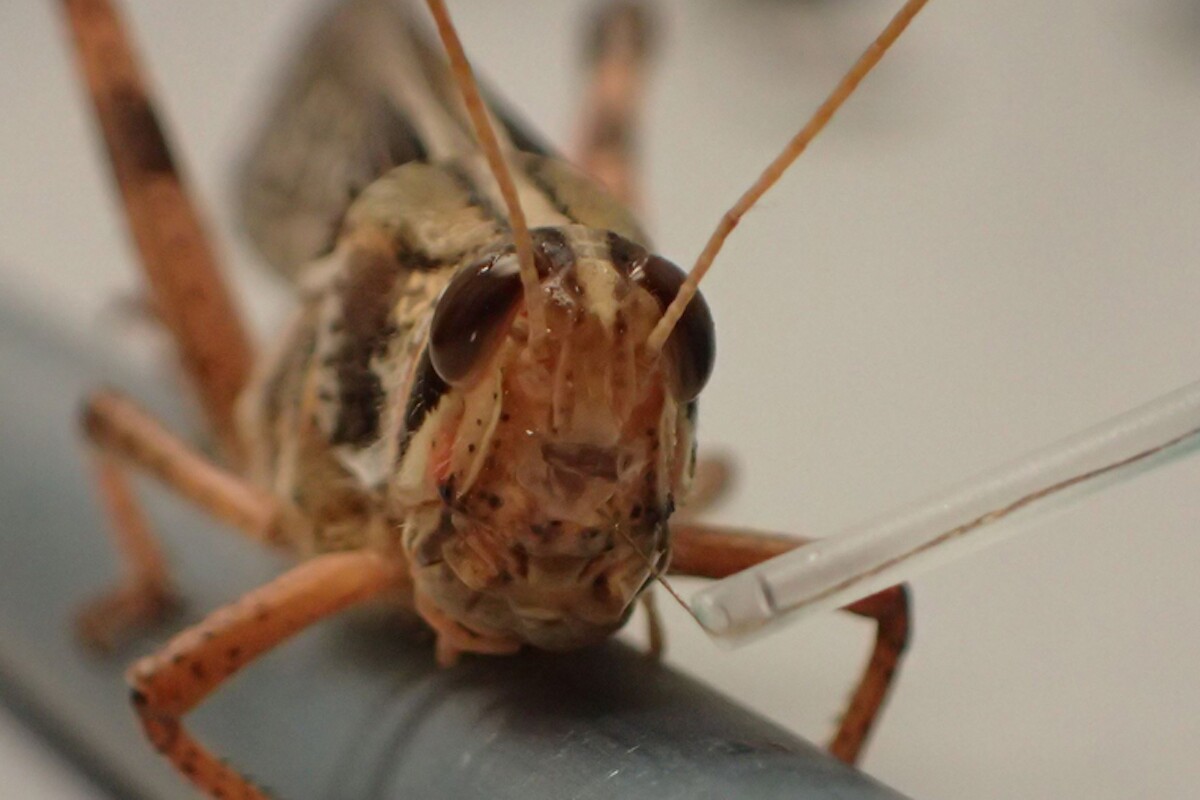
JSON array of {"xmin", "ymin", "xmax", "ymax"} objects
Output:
[
  {"xmin": 429, "ymin": 253, "xmax": 523, "ymax": 384},
  {"xmin": 634, "ymin": 256, "xmax": 715, "ymax": 402}
]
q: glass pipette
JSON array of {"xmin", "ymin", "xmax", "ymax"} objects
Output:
[{"xmin": 691, "ymin": 380, "xmax": 1200, "ymax": 646}]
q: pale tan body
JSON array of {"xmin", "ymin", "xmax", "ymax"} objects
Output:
[
  {"xmin": 62, "ymin": 1, "xmax": 912, "ymax": 797},
  {"xmin": 238, "ymin": 157, "xmax": 680, "ymax": 653}
]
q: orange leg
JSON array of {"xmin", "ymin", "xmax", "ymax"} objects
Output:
[
  {"xmin": 129, "ymin": 551, "xmax": 403, "ymax": 800},
  {"xmin": 670, "ymin": 523, "xmax": 911, "ymax": 766},
  {"xmin": 78, "ymin": 390, "xmax": 284, "ymax": 650},
  {"xmin": 572, "ymin": 0, "xmax": 656, "ymax": 207},
  {"xmin": 61, "ymin": 0, "xmax": 254, "ymax": 463}
]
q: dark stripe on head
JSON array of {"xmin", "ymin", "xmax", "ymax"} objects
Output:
[
  {"xmin": 443, "ymin": 162, "xmax": 507, "ymax": 228},
  {"xmin": 330, "ymin": 250, "xmax": 403, "ymax": 446},
  {"xmin": 520, "ymin": 158, "xmax": 576, "ymax": 220}
]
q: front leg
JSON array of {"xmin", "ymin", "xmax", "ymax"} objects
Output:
[
  {"xmin": 77, "ymin": 390, "xmax": 283, "ymax": 650},
  {"xmin": 129, "ymin": 551, "xmax": 403, "ymax": 799},
  {"xmin": 669, "ymin": 523, "xmax": 910, "ymax": 766}
]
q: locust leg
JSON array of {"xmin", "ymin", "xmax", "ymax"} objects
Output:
[
  {"xmin": 669, "ymin": 523, "xmax": 911, "ymax": 766},
  {"xmin": 640, "ymin": 590, "xmax": 665, "ymax": 659},
  {"xmin": 77, "ymin": 389, "xmax": 284, "ymax": 651},
  {"xmin": 129, "ymin": 551, "xmax": 402, "ymax": 800},
  {"xmin": 573, "ymin": 1, "xmax": 656, "ymax": 207},
  {"xmin": 61, "ymin": 0, "xmax": 254, "ymax": 463}
]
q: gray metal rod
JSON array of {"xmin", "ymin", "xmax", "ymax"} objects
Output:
[{"xmin": 0, "ymin": 302, "xmax": 912, "ymax": 799}]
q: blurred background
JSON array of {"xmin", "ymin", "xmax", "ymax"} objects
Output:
[{"xmin": 1, "ymin": 1, "xmax": 1198, "ymax": 798}]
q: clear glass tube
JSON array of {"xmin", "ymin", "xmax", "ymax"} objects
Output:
[{"xmin": 691, "ymin": 380, "xmax": 1200, "ymax": 646}]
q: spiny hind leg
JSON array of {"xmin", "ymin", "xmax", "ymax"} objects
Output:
[
  {"xmin": 573, "ymin": 0, "xmax": 656, "ymax": 207},
  {"xmin": 669, "ymin": 523, "xmax": 910, "ymax": 766},
  {"xmin": 61, "ymin": 0, "xmax": 253, "ymax": 462},
  {"xmin": 77, "ymin": 389, "xmax": 284, "ymax": 651},
  {"xmin": 129, "ymin": 552, "xmax": 401, "ymax": 800}
]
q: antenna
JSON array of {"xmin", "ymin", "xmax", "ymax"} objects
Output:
[
  {"xmin": 646, "ymin": 0, "xmax": 932, "ymax": 353},
  {"xmin": 424, "ymin": 0, "xmax": 547, "ymax": 344}
]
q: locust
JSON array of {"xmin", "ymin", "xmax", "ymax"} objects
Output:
[{"xmin": 61, "ymin": 0, "xmax": 924, "ymax": 796}]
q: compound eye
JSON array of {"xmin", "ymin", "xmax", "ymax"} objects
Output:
[
  {"xmin": 636, "ymin": 256, "xmax": 715, "ymax": 402},
  {"xmin": 430, "ymin": 254, "xmax": 523, "ymax": 384}
]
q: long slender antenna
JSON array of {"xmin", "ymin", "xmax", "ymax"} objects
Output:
[
  {"xmin": 424, "ymin": 0, "xmax": 547, "ymax": 343},
  {"xmin": 646, "ymin": 0, "xmax": 932, "ymax": 353},
  {"xmin": 614, "ymin": 526, "xmax": 708, "ymax": 630}
]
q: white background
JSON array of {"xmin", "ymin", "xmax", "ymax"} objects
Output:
[{"xmin": 2, "ymin": 1, "xmax": 1199, "ymax": 798}]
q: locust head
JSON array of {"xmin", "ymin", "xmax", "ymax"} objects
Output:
[{"xmin": 397, "ymin": 225, "xmax": 714, "ymax": 648}]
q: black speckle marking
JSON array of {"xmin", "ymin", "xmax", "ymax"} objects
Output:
[{"xmin": 330, "ymin": 249, "xmax": 403, "ymax": 446}]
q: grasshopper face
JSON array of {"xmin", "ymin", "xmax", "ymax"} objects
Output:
[{"xmin": 398, "ymin": 224, "xmax": 713, "ymax": 649}]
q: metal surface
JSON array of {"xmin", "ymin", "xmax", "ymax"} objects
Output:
[{"xmin": 0, "ymin": 300, "xmax": 909, "ymax": 799}]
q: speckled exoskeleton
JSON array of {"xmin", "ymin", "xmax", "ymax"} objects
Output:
[{"xmin": 62, "ymin": 0, "xmax": 916, "ymax": 796}]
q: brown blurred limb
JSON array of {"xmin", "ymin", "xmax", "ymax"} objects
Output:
[
  {"xmin": 573, "ymin": 0, "xmax": 656, "ymax": 207},
  {"xmin": 77, "ymin": 389, "xmax": 284, "ymax": 650},
  {"xmin": 61, "ymin": 0, "xmax": 254, "ymax": 464},
  {"xmin": 128, "ymin": 551, "xmax": 403, "ymax": 800}
]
